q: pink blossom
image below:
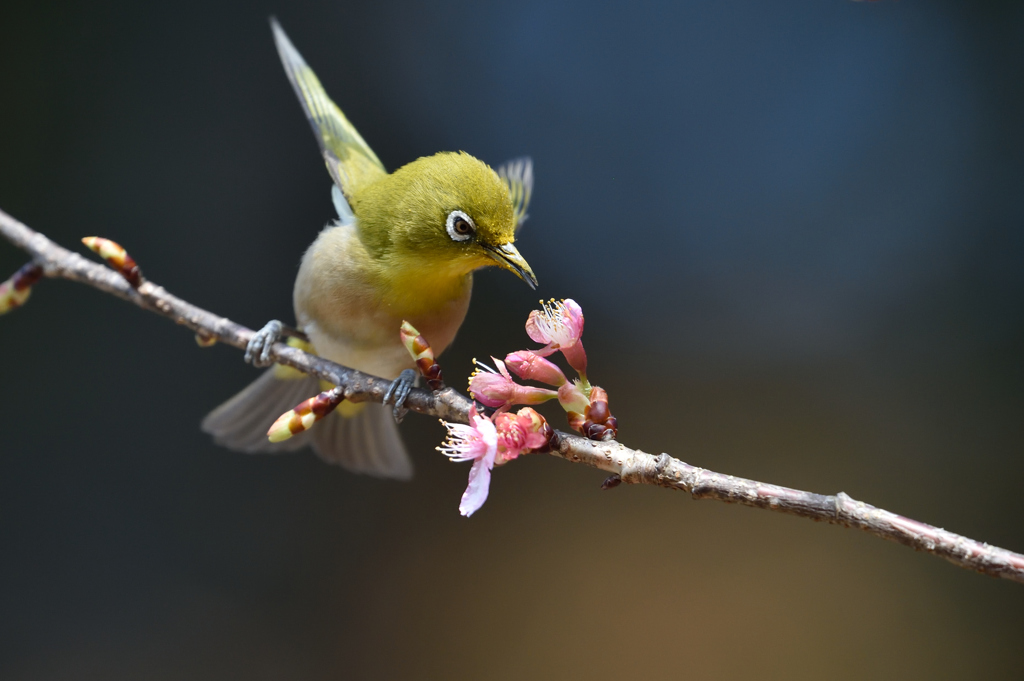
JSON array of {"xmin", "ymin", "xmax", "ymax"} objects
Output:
[
  {"xmin": 438, "ymin": 406, "xmax": 553, "ymax": 516},
  {"xmin": 503, "ymin": 350, "xmax": 566, "ymax": 387},
  {"xmin": 468, "ymin": 358, "xmax": 557, "ymax": 409},
  {"xmin": 494, "ymin": 407, "xmax": 551, "ymax": 463},
  {"xmin": 438, "ymin": 407, "xmax": 499, "ymax": 517},
  {"xmin": 526, "ymin": 298, "xmax": 584, "ymax": 347},
  {"xmin": 525, "ymin": 299, "xmax": 587, "ymax": 376}
]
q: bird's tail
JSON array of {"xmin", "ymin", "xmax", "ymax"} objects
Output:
[{"xmin": 201, "ymin": 370, "xmax": 413, "ymax": 479}]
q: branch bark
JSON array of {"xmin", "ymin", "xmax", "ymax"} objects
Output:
[{"xmin": 3, "ymin": 206, "xmax": 1023, "ymax": 584}]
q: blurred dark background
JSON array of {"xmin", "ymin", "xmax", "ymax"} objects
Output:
[{"xmin": 2, "ymin": 0, "xmax": 1023, "ymax": 678}]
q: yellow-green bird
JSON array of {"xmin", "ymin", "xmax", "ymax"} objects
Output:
[{"xmin": 202, "ymin": 20, "xmax": 537, "ymax": 479}]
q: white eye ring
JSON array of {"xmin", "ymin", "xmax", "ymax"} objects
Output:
[{"xmin": 446, "ymin": 210, "xmax": 475, "ymax": 242}]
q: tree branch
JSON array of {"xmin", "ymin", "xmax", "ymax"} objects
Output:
[{"xmin": 3, "ymin": 206, "xmax": 1022, "ymax": 585}]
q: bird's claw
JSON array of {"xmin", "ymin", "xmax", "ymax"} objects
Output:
[
  {"xmin": 383, "ymin": 369, "xmax": 417, "ymax": 423},
  {"xmin": 245, "ymin": 319, "xmax": 284, "ymax": 368}
]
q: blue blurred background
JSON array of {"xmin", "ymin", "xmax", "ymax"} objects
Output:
[{"xmin": 2, "ymin": 0, "xmax": 1023, "ymax": 678}]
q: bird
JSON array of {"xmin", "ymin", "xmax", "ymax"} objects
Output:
[{"xmin": 202, "ymin": 19, "xmax": 537, "ymax": 480}]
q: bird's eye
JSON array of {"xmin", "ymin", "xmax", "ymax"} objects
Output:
[{"xmin": 446, "ymin": 210, "xmax": 475, "ymax": 242}]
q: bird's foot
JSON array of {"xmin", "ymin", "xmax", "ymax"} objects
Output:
[
  {"xmin": 245, "ymin": 319, "xmax": 284, "ymax": 368},
  {"xmin": 383, "ymin": 369, "xmax": 417, "ymax": 423}
]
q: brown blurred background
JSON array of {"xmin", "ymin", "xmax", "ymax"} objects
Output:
[{"xmin": 1, "ymin": 0, "xmax": 1023, "ymax": 678}]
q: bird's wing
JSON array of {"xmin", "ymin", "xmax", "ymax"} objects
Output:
[
  {"xmin": 271, "ymin": 19, "xmax": 387, "ymax": 198},
  {"xmin": 331, "ymin": 185, "xmax": 355, "ymax": 225},
  {"xmin": 496, "ymin": 157, "xmax": 533, "ymax": 232}
]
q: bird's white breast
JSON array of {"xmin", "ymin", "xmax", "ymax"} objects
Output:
[{"xmin": 292, "ymin": 221, "xmax": 472, "ymax": 380}]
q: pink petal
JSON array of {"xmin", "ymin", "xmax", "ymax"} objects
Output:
[
  {"xmin": 524, "ymin": 432, "xmax": 548, "ymax": 450},
  {"xmin": 459, "ymin": 457, "xmax": 493, "ymax": 517},
  {"xmin": 494, "ymin": 357, "xmax": 512, "ymax": 380},
  {"xmin": 531, "ymin": 344, "xmax": 558, "ymax": 358},
  {"xmin": 562, "ymin": 299, "xmax": 585, "ymax": 337}
]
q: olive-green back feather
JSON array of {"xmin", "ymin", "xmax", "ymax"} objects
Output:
[{"xmin": 271, "ymin": 19, "xmax": 387, "ymax": 197}]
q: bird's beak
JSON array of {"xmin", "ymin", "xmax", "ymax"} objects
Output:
[{"xmin": 484, "ymin": 242, "xmax": 538, "ymax": 290}]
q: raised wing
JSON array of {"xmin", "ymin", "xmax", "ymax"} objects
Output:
[
  {"xmin": 271, "ymin": 19, "xmax": 387, "ymax": 198},
  {"xmin": 496, "ymin": 157, "xmax": 533, "ymax": 231}
]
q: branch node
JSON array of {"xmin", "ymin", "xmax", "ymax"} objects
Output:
[
  {"xmin": 618, "ymin": 451, "xmax": 679, "ymax": 488},
  {"xmin": 835, "ymin": 491, "xmax": 850, "ymax": 520},
  {"xmin": 601, "ymin": 475, "xmax": 622, "ymax": 490},
  {"xmin": 195, "ymin": 331, "xmax": 217, "ymax": 347}
]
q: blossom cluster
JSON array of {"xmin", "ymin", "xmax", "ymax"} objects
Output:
[
  {"xmin": 432, "ymin": 298, "xmax": 617, "ymax": 516},
  {"xmin": 438, "ymin": 405, "xmax": 552, "ymax": 516},
  {"xmin": 469, "ymin": 299, "xmax": 617, "ymax": 441}
]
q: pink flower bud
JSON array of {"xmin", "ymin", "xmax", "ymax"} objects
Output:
[
  {"xmin": 503, "ymin": 350, "xmax": 566, "ymax": 386},
  {"xmin": 469, "ymin": 358, "xmax": 557, "ymax": 409},
  {"xmin": 469, "ymin": 369, "xmax": 518, "ymax": 408}
]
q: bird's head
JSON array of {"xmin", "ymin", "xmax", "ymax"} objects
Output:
[{"xmin": 352, "ymin": 151, "xmax": 537, "ymax": 289}]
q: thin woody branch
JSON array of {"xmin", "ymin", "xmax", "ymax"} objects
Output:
[{"xmin": 2, "ymin": 206, "xmax": 1022, "ymax": 585}]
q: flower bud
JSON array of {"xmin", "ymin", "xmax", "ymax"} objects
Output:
[
  {"xmin": 469, "ymin": 358, "xmax": 557, "ymax": 409},
  {"xmin": 503, "ymin": 350, "xmax": 566, "ymax": 386},
  {"xmin": 194, "ymin": 331, "xmax": 217, "ymax": 347},
  {"xmin": 587, "ymin": 387, "xmax": 610, "ymax": 421},
  {"xmin": 267, "ymin": 387, "xmax": 344, "ymax": 442},
  {"xmin": 0, "ymin": 263, "xmax": 43, "ymax": 315},
  {"xmin": 469, "ymin": 369, "xmax": 519, "ymax": 408},
  {"xmin": 400, "ymin": 320, "xmax": 443, "ymax": 389},
  {"xmin": 565, "ymin": 385, "xmax": 618, "ymax": 441},
  {"xmin": 82, "ymin": 237, "xmax": 141, "ymax": 287}
]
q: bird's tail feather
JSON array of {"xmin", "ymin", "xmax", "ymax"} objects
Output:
[
  {"xmin": 202, "ymin": 370, "xmax": 413, "ymax": 479},
  {"xmin": 311, "ymin": 401, "xmax": 412, "ymax": 480}
]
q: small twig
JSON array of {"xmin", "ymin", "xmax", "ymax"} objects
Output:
[{"xmin": 2, "ymin": 206, "xmax": 1023, "ymax": 585}]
